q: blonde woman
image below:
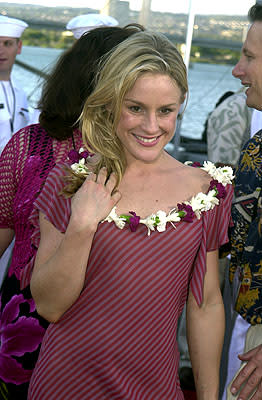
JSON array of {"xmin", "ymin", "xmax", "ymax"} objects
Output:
[{"xmin": 23, "ymin": 31, "xmax": 234, "ymax": 400}]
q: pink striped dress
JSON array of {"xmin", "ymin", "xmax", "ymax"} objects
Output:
[{"xmin": 22, "ymin": 163, "xmax": 233, "ymax": 400}]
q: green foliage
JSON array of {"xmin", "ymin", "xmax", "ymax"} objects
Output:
[
  {"xmin": 21, "ymin": 28, "xmax": 74, "ymax": 49},
  {"xmin": 190, "ymin": 45, "xmax": 240, "ymax": 65}
]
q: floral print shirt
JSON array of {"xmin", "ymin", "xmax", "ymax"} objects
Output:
[{"xmin": 229, "ymin": 130, "xmax": 262, "ymax": 325}]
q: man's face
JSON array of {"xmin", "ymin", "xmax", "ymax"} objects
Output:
[
  {"xmin": 232, "ymin": 21, "xmax": 262, "ymax": 110},
  {"xmin": 0, "ymin": 37, "xmax": 22, "ymax": 80}
]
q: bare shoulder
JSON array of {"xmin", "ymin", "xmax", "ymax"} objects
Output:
[{"xmin": 171, "ymin": 160, "xmax": 211, "ymax": 194}]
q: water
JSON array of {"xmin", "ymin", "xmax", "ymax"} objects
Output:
[
  {"xmin": 14, "ymin": 45, "xmax": 242, "ymax": 139},
  {"xmin": 14, "ymin": 46, "xmax": 63, "ymax": 110}
]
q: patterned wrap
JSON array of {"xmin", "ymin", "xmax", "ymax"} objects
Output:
[
  {"xmin": 207, "ymin": 91, "xmax": 252, "ymax": 166},
  {"xmin": 229, "ymin": 130, "xmax": 262, "ymax": 325},
  {"xmin": 0, "ymin": 124, "xmax": 83, "ymax": 399}
]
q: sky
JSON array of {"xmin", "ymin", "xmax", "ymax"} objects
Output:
[{"xmin": 3, "ymin": 0, "xmax": 256, "ymax": 15}]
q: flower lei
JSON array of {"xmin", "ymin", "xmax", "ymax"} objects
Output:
[
  {"xmin": 103, "ymin": 161, "xmax": 234, "ymax": 236},
  {"xmin": 69, "ymin": 152, "xmax": 234, "ymax": 236}
]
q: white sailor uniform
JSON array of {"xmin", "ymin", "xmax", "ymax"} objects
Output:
[{"xmin": 0, "ymin": 79, "xmax": 30, "ymax": 154}]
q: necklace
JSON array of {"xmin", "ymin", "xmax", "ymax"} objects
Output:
[
  {"xmin": 103, "ymin": 161, "xmax": 234, "ymax": 235},
  {"xmin": 69, "ymin": 153, "xmax": 234, "ymax": 236}
]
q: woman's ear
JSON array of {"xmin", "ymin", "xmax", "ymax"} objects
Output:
[
  {"xmin": 105, "ymin": 104, "xmax": 114, "ymax": 122},
  {"xmin": 105, "ymin": 103, "xmax": 112, "ymax": 113}
]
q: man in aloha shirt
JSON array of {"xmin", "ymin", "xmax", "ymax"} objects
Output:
[{"xmin": 224, "ymin": 3, "xmax": 262, "ymax": 400}]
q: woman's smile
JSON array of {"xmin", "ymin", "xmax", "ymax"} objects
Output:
[{"xmin": 133, "ymin": 133, "xmax": 161, "ymax": 146}]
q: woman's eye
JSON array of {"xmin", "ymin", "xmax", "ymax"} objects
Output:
[{"xmin": 129, "ymin": 105, "xmax": 141, "ymax": 112}]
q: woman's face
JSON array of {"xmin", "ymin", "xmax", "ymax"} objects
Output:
[{"xmin": 116, "ymin": 72, "xmax": 183, "ymax": 165}]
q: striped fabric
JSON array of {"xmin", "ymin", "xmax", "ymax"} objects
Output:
[{"xmin": 24, "ymin": 164, "xmax": 233, "ymax": 400}]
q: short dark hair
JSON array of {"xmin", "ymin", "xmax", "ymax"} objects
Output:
[
  {"xmin": 39, "ymin": 24, "xmax": 144, "ymax": 140},
  {"xmin": 248, "ymin": 4, "xmax": 262, "ymax": 22}
]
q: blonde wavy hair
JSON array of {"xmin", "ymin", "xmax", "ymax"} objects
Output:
[{"xmin": 63, "ymin": 31, "xmax": 188, "ymax": 197}]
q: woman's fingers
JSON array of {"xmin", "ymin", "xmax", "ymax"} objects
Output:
[
  {"xmin": 80, "ymin": 168, "xmax": 119, "ymax": 204},
  {"xmin": 94, "ymin": 168, "xmax": 118, "ymax": 195},
  {"xmin": 112, "ymin": 190, "xmax": 122, "ymax": 203},
  {"xmin": 105, "ymin": 172, "xmax": 118, "ymax": 193},
  {"xmin": 96, "ymin": 167, "xmax": 108, "ymax": 185}
]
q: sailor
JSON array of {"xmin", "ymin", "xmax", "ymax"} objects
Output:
[
  {"xmin": 66, "ymin": 13, "xmax": 119, "ymax": 39},
  {"xmin": 0, "ymin": 15, "xmax": 30, "ymax": 154}
]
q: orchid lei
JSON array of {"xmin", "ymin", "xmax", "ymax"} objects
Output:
[
  {"xmin": 104, "ymin": 161, "xmax": 234, "ymax": 236},
  {"xmin": 69, "ymin": 152, "xmax": 234, "ymax": 236},
  {"xmin": 68, "ymin": 147, "xmax": 94, "ymax": 175}
]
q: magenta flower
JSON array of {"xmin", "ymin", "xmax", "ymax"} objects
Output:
[
  {"xmin": 68, "ymin": 149, "xmax": 80, "ymax": 163},
  {"xmin": 68, "ymin": 149, "xmax": 94, "ymax": 165},
  {"xmin": 129, "ymin": 211, "xmax": 140, "ymax": 232},
  {"xmin": 79, "ymin": 150, "xmax": 92, "ymax": 159},
  {"xmin": 0, "ymin": 294, "xmax": 45, "ymax": 384},
  {"xmin": 209, "ymin": 179, "xmax": 227, "ymax": 199},
  {"xmin": 191, "ymin": 161, "xmax": 201, "ymax": 168},
  {"xmin": 177, "ymin": 203, "xmax": 194, "ymax": 222}
]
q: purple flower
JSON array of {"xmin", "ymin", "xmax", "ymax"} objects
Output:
[
  {"xmin": 191, "ymin": 161, "xmax": 201, "ymax": 168},
  {"xmin": 177, "ymin": 203, "xmax": 194, "ymax": 222},
  {"xmin": 129, "ymin": 211, "xmax": 140, "ymax": 232},
  {"xmin": 79, "ymin": 150, "xmax": 91, "ymax": 159},
  {"xmin": 68, "ymin": 149, "xmax": 80, "ymax": 163},
  {"xmin": 209, "ymin": 179, "xmax": 227, "ymax": 199},
  {"xmin": 0, "ymin": 294, "xmax": 46, "ymax": 384}
]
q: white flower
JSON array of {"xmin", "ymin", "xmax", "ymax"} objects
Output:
[
  {"xmin": 115, "ymin": 218, "xmax": 126, "ymax": 229},
  {"xmin": 103, "ymin": 206, "xmax": 126, "ymax": 229},
  {"xmin": 71, "ymin": 158, "xmax": 90, "ymax": 174},
  {"xmin": 155, "ymin": 210, "xmax": 167, "ymax": 232},
  {"xmin": 141, "ymin": 214, "xmax": 156, "ymax": 236},
  {"xmin": 213, "ymin": 166, "xmax": 234, "ymax": 185},
  {"xmin": 204, "ymin": 190, "xmax": 219, "ymax": 209},
  {"xmin": 167, "ymin": 209, "xmax": 181, "ymax": 223},
  {"xmin": 189, "ymin": 192, "xmax": 206, "ymax": 219},
  {"xmin": 201, "ymin": 161, "xmax": 217, "ymax": 176},
  {"xmin": 184, "ymin": 161, "xmax": 193, "ymax": 166}
]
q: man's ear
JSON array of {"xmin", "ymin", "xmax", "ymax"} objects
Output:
[{"xmin": 17, "ymin": 40, "xmax": 22, "ymax": 55}]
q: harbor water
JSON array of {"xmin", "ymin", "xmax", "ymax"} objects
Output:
[{"xmin": 14, "ymin": 45, "xmax": 242, "ymax": 139}]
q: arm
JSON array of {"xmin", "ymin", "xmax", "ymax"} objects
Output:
[
  {"xmin": 0, "ymin": 128, "xmax": 25, "ymax": 252},
  {"xmin": 0, "ymin": 228, "xmax": 14, "ymax": 258},
  {"xmin": 30, "ymin": 168, "xmax": 121, "ymax": 323},
  {"xmin": 186, "ymin": 250, "xmax": 224, "ymax": 400}
]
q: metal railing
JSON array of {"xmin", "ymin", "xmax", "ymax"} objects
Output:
[{"xmin": 15, "ymin": 59, "xmax": 49, "ymax": 79}]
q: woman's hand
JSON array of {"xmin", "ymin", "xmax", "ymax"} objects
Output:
[{"xmin": 70, "ymin": 168, "xmax": 121, "ymax": 233}]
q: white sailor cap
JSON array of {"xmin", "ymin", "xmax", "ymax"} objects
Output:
[
  {"xmin": 0, "ymin": 15, "xmax": 28, "ymax": 38},
  {"xmin": 66, "ymin": 14, "xmax": 119, "ymax": 39}
]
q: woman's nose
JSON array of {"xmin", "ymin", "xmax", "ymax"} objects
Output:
[{"xmin": 142, "ymin": 113, "xmax": 159, "ymax": 134}]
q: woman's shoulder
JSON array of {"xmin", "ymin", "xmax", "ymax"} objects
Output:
[
  {"xmin": 0, "ymin": 124, "xmax": 48, "ymax": 168},
  {"xmin": 176, "ymin": 161, "xmax": 213, "ymax": 191},
  {"xmin": 13, "ymin": 122, "xmax": 46, "ymax": 138},
  {"xmin": 174, "ymin": 160, "xmax": 234, "ymax": 203}
]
